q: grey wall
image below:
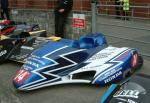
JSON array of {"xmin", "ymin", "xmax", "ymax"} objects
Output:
[{"xmin": 10, "ymin": 9, "xmax": 92, "ymax": 39}]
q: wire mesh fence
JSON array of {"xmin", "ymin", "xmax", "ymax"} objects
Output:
[{"xmin": 97, "ymin": 0, "xmax": 150, "ymax": 20}]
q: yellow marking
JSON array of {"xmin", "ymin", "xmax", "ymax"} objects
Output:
[
  {"xmin": 29, "ymin": 30, "xmax": 46, "ymax": 35},
  {"xmin": 46, "ymin": 36, "xmax": 62, "ymax": 41},
  {"xmin": 0, "ymin": 35, "xmax": 9, "ymax": 40}
]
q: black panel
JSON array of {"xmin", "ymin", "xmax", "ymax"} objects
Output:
[{"xmin": 72, "ymin": 71, "xmax": 96, "ymax": 80}]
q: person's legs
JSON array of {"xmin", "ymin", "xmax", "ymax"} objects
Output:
[
  {"xmin": 123, "ymin": 10, "xmax": 126, "ymax": 20},
  {"xmin": 55, "ymin": 13, "xmax": 60, "ymax": 36},
  {"xmin": 125, "ymin": 11, "xmax": 129, "ymax": 20},
  {"xmin": 57, "ymin": 15, "xmax": 67, "ymax": 38},
  {"xmin": 1, "ymin": 8, "xmax": 10, "ymax": 20},
  {"xmin": 55, "ymin": 12, "xmax": 70, "ymax": 38},
  {"xmin": 4, "ymin": 8, "xmax": 10, "ymax": 20},
  {"xmin": 123, "ymin": 10, "xmax": 129, "ymax": 20},
  {"xmin": 55, "ymin": 13, "xmax": 68, "ymax": 38},
  {"xmin": 115, "ymin": 3, "xmax": 121, "ymax": 19}
]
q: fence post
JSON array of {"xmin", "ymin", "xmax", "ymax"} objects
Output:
[{"xmin": 91, "ymin": 0, "xmax": 97, "ymax": 33}]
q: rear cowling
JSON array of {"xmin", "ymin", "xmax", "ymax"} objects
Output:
[{"xmin": 93, "ymin": 49, "xmax": 142, "ymax": 86}]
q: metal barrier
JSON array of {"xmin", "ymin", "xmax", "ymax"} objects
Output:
[
  {"xmin": 91, "ymin": 1, "xmax": 150, "ymax": 59},
  {"xmin": 97, "ymin": 4, "xmax": 150, "ymax": 20}
]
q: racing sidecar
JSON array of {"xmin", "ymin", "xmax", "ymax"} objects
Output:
[
  {"xmin": 11, "ymin": 32, "xmax": 143, "ymax": 91},
  {"xmin": 0, "ymin": 20, "xmax": 40, "ymax": 36}
]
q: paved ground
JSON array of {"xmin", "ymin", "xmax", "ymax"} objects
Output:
[
  {"xmin": 0, "ymin": 62, "xmax": 108, "ymax": 103},
  {"xmin": 0, "ymin": 17, "xmax": 150, "ymax": 103}
]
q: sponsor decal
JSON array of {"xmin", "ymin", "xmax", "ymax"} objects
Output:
[
  {"xmin": 18, "ymin": 46, "xmax": 84, "ymax": 90},
  {"xmin": 100, "ymin": 67, "xmax": 122, "ymax": 81},
  {"xmin": 114, "ymin": 90, "xmax": 140, "ymax": 99},
  {"xmin": 23, "ymin": 65, "xmax": 34, "ymax": 71},
  {"xmin": 104, "ymin": 71, "xmax": 122, "ymax": 83},
  {"xmin": 131, "ymin": 53, "xmax": 138, "ymax": 68},
  {"xmin": 11, "ymin": 54, "xmax": 29, "ymax": 60},
  {"xmin": 90, "ymin": 47, "xmax": 129, "ymax": 84},
  {"xmin": 116, "ymin": 51, "xmax": 129, "ymax": 61},
  {"xmin": 116, "ymin": 98, "xmax": 137, "ymax": 103},
  {"xmin": 31, "ymin": 55, "xmax": 41, "ymax": 59},
  {"xmin": 14, "ymin": 69, "xmax": 30, "ymax": 83},
  {"xmin": 127, "ymin": 99, "xmax": 137, "ymax": 103},
  {"xmin": 28, "ymin": 57, "xmax": 45, "ymax": 65},
  {"xmin": 25, "ymin": 61, "xmax": 39, "ymax": 68},
  {"xmin": 88, "ymin": 52, "xmax": 114, "ymax": 61},
  {"xmin": 0, "ymin": 50, "xmax": 7, "ymax": 57}
]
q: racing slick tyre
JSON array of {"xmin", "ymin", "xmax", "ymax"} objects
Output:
[{"xmin": 137, "ymin": 55, "xmax": 143, "ymax": 68}]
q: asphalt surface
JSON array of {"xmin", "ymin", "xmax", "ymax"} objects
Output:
[
  {"xmin": 0, "ymin": 62, "xmax": 107, "ymax": 103},
  {"xmin": 0, "ymin": 17, "xmax": 150, "ymax": 103}
]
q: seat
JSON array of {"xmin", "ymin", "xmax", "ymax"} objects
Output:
[
  {"xmin": 71, "ymin": 32, "xmax": 107, "ymax": 49},
  {"xmin": 79, "ymin": 37, "xmax": 95, "ymax": 49},
  {"xmin": 71, "ymin": 40, "xmax": 80, "ymax": 48}
]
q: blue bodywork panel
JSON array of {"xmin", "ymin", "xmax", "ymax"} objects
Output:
[{"xmin": 12, "ymin": 32, "xmax": 142, "ymax": 91}]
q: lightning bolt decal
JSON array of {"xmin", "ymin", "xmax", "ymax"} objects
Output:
[
  {"xmin": 18, "ymin": 46, "xmax": 131, "ymax": 90},
  {"xmin": 19, "ymin": 46, "xmax": 87, "ymax": 90},
  {"xmin": 92, "ymin": 48, "xmax": 130, "ymax": 84}
]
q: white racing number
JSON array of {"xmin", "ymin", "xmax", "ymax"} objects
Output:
[
  {"xmin": 131, "ymin": 53, "xmax": 138, "ymax": 68},
  {"xmin": 114, "ymin": 90, "xmax": 140, "ymax": 99},
  {"xmin": 14, "ymin": 69, "xmax": 30, "ymax": 83}
]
